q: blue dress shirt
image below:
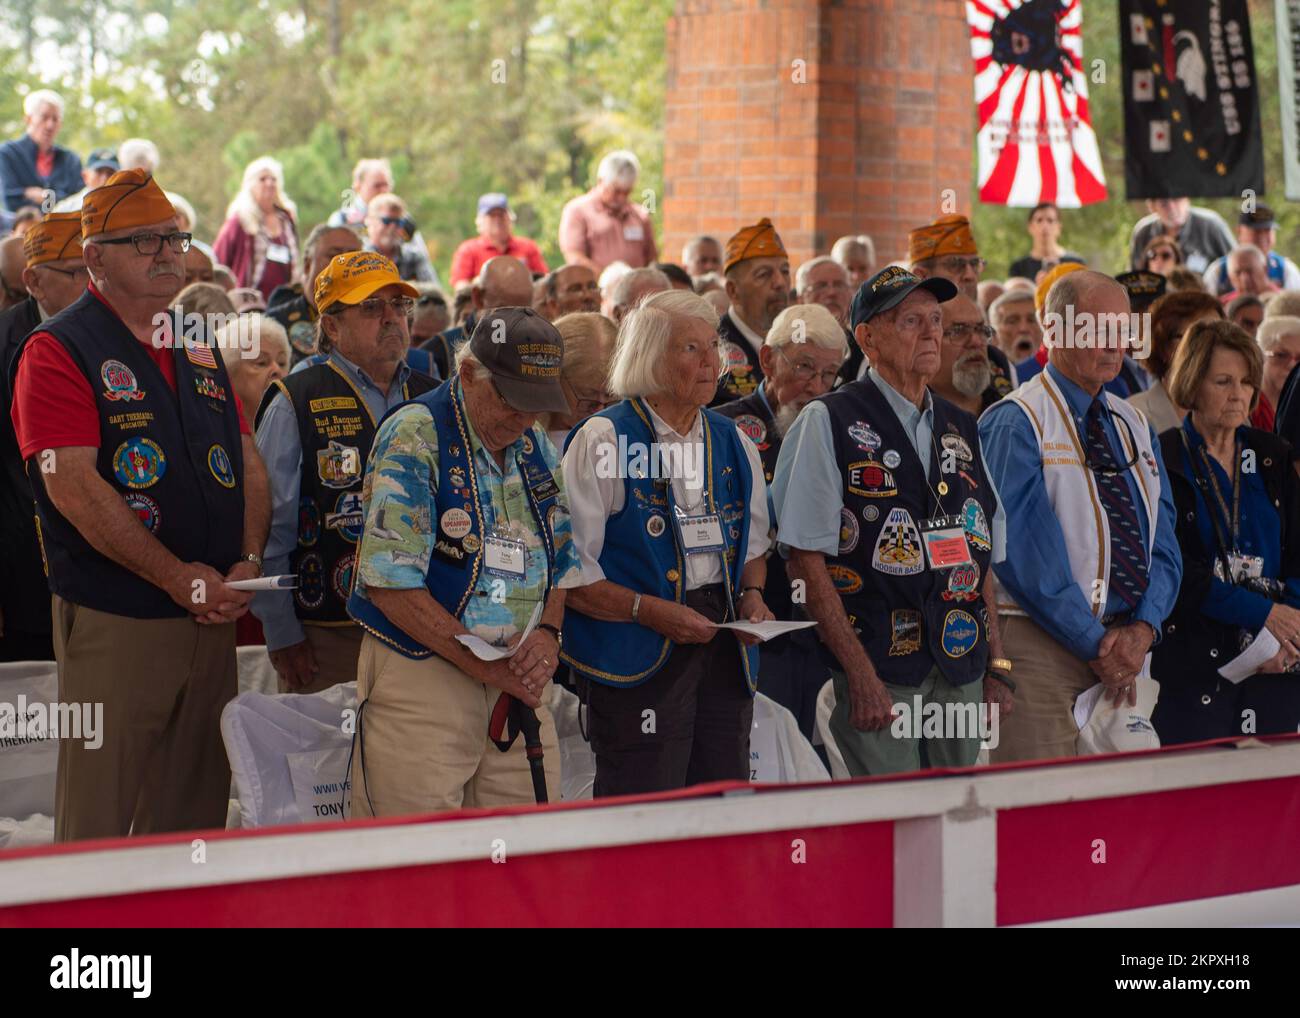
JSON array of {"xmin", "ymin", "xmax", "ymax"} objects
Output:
[{"xmin": 978, "ymin": 362, "xmax": 1182, "ymax": 660}]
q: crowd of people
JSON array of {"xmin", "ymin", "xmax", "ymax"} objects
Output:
[{"xmin": 3, "ymin": 86, "xmax": 1300, "ymax": 844}]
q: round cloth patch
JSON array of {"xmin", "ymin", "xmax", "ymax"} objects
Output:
[
  {"xmin": 941, "ymin": 609, "xmax": 979, "ymax": 658},
  {"xmin": 647, "ymin": 513, "xmax": 667, "ymax": 537},
  {"xmin": 826, "ymin": 564, "xmax": 864, "ymax": 595},
  {"xmin": 862, "ymin": 504, "xmax": 880, "ymax": 523},
  {"xmin": 723, "ymin": 341, "xmax": 750, "ymax": 371},
  {"xmin": 328, "ymin": 491, "xmax": 366, "ymax": 543},
  {"xmin": 100, "ymin": 359, "xmax": 142, "ymax": 402},
  {"xmin": 124, "ymin": 492, "xmax": 162, "ymax": 533},
  {"xmin": 112, "ymin": 437, "xmax": 166, "ymax": 490},
  {"xmin": 332, "ymin": 552, "xmax": 355, "ymax": 601},
  {"xmin": 207, "ymin": 444, "xmax": 236, "ymax": 488},
  {"xmin": 837, "ymin": 507, "xmax": 860, "ymax": 555},
  {"xmin": 288, "ymin": 319, "xmax": 316, "ymax": 355},
  {"xmin": 295, "ymin": 553, "xmax": 326, "ymax": 611},
  {"xmin": 734, "ymin": 414, "xmax": 767, "ymax": 446}
]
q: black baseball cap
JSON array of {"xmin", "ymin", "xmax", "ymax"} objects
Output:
[
  {"xmin": 1240, "ymin": 205, "xmax": 1276, "ymax": 230},
  {"xmin": 1114, "ymin": 270, "xmax": 1167, "ymax": 312},
  {"xmin": 468, "ymin": 306, "xmax": 569, "ymax": 413},
  {"xmin": 850, "ymin": 266, "xmax": 958, "ymax": 328}
]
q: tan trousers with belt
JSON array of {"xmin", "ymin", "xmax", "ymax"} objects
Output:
[
  {"xmin": 52, "ymin": 595, "xmax": 236, "ymax": 842},
  {"xmin": 279, "ymin": 623, "xmax": 364, "ymax": 694},
  {"xmin": 349, "ymin": 633, "xmax": 561, "ymax": 817},
  {"xmin": 990, "ymin": 613, "xmax": 1097, "ymax": 764}
]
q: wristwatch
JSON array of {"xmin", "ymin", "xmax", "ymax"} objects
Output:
[{"xmin": 239, "ymin": 552, "xmax": 263, "ymax": 575}]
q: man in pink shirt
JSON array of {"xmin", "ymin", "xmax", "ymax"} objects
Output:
[
  {"xmin": 449, "ymin": 193, "xmax": 547, "ymax": 287},
  {"xmin": 558, "ymin": 150, "xmax": 657, "ymax": 273}
]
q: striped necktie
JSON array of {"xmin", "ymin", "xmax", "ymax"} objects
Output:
[{"xmin": 1084, "ymin": 400, "xmax": 1149, "ymax": 609}]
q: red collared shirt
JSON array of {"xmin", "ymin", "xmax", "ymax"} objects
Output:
[
  {"xmin": 557, "ymin": 188, "xmax": 657, "ymax": 271},
  {"xmin": 12, "ymin": 283, "xmax": 248, "ymax": 460},
  {"xmin": 449, "ymin": 234, "xmax": 548, "ymax": 287}
]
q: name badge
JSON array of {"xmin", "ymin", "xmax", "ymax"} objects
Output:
[
  {"xmin": 921, "ymin": 515, "xmax": 973, "ymax": 570},
  {"xmin": 675, "ymin": 510, "xmax": 725, "ymax": 554},
  {"xmin": 483, "ymin": 535, "xmax": 527, "ymax": 579},
  {"xmin": 1228, "ymin": 552, "xmax": 1264, "ymax": 583},
  {"xmin": 266, "ymin": 243, "xmax": 292, "ymax": 264},
  {"xmin": 622, "ymin": 223, "xmax": 645, "ymax": 242}
]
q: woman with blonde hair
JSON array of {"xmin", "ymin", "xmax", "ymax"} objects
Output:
[
  {"xmin": 213, "ymin": 156, "xmax": 299, "ymax": 301},
  {"xmin": 538, "ymin": 312, "xmax": 618, "ymax": 449}
]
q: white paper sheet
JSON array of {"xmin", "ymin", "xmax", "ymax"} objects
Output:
[
  {"xmin": 227, "ymin": 574, "xmax": 297, "ymax": 591},
  {"xmin": 1217, "ymin": 629, "xmax": 1281, "ymax": 684},
  {"xmin": 711, "ymin": 619, "xmax": 818, "ymax": 642},
  {"xmin": 455, "ymin": 602, "xmax": 544, "ymax": 660}
]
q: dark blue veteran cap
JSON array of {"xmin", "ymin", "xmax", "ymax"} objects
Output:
[{"xmin": 850, "ymin": 265, "xmax": 958, "ymax": 328}]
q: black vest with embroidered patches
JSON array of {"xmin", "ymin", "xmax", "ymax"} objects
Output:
[
  {"xmin": 715, "ymin": 387, "xmax": 779, "ymax": 485},
  {"xmin": 711, "ymin": 311, "xmax": 764, "ymax": 406},
  {"xmin": 817, "ymin": 377, "xmax": 997, "ymax": 687},
  {"xmin": 17, "ymin": 290, "xmax": 245, "ymax": 618},
  {"xmin": 258, "ymin": 360, "xmax": 435, "ymax": 624}
]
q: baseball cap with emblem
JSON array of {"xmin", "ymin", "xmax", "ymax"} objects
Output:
[
  {"xmin": 86, "ymin": 148, "xmax": 120, "ymax": 172},
  {"xmin": 850, "ymin": 266, "xmax": 957, "ymax": 328},
  {"xmin": 314, "ymin": 250, "xmax": 418, "ymax": 313},
  {"xmin": 1114, "ymin": 270, "xmax": 1167, "ymax": 313},
  {"xmin": 477, "ymin": 193, "xmax": 510, "ymax": 216},
  {"xmin": 468, "ymin": 306, "xmax": 569, "ymax": 413}
]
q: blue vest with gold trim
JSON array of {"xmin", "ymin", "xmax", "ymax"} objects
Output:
[
  {"xmin": 346, "ymin": 379, "xmax": 561, "ymax": 659},
  {"xmin": 560, "ymin": 398, "xmax": 760, "ymax": 693}
]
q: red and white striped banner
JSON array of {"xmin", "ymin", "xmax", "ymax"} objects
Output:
[{"xmin": 967, "ymin": 0, "xmax": 1108, "ymax": 207}]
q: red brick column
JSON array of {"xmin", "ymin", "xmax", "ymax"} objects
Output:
[{"xmin": 663, "ymin": 0, "xmax": 973, "ymax": 268}]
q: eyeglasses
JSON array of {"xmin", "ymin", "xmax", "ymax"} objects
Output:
[
  {"xmin": 562, "ymin": 376, "xmax": 615, "ymax": 415},
  {"xmin": 939, "ymin": 256, "xmax": 986, "ymax": 274},
  {"xmin": 1145, "ymin": 248, "xmax": 1176, "ymax": 263},
  {"xmin": 96, "ymin": 231, "xmax": 192, "ymax": 255},
  {"xmin": 560, "ymin": 281, "xmax": 600, "ymax": 296},
  {"xmin": 329, "ymin": 296, "xmax": 416, "ymax": 318},
  {"xmin": 1265, "ymin": 349, "xmax": 1300, "ymax": 367},
  {"xmin": 775, "ymin": 346, "xmax": 842, "ymax": 386},
  {"xmin": 416, "ymin": 294, "xmax": 446, "ymax": 308},
  {"xmin": 942, "ymin": 322, "xmax": 996, "ymax": 344}
]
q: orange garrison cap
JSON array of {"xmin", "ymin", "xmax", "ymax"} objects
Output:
[
  {"xmin": 314, "ymin": 250, "xmax": 418, "ymax": 313},
  {"xmin": 81, "ymin": 168, "xmax": 177, "ymax": 239},
  {"xmin": 908, "ymin": 214, "xmax": 978, "ymax": 264},
  {"xmin": 23, "ymin": 211, "xmax": 84, "ymax": 266},
  {"xmin": 724, "ymin": 217, "xmax": 788, "ymax": 274}
]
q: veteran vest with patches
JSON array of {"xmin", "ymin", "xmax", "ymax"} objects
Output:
[
  {"xmin": 560, "ymin": 399, "xmax": 760, "ymax": 692},
  {"xmin": 346, "ymin": 379, "xmax": 562, "ymax": 659},
  {"xmin": 16, "ymin": 290, "xmax": 245, "ymax": 618},
  {"xmin": 715, "ymin": 386, "xmax": 779, "ymax": 485},
  {"xmin": 266, "ymin": 293, "xmax": 319, "ymax": 366},
  {"xmin": 711, "ymin": 311, "xmax": 764, "ymax": 405},
  {"xmin": 259, "ymin": 360, "xmax": 436, "ymax": 625},
  {"xmin": 817, "ymin": 378, "xmax": 996, "ymax": 688}
]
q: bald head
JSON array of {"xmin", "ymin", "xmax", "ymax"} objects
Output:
[
  {"xmin": 0, "ymin": 236, "xmax": 27, "ymax": 308},
  {"xmin": 474, "ymin": 255, "xmax": 534, "ymax": 311}
]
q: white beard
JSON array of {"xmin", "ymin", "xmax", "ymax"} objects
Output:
[
  {"xmin": 773, "ymin": 401, "xmax": 801, "ymax": 438},
  {"xmin": 952, "ymin": 356, "xmax": 991, "ymax": 398}
]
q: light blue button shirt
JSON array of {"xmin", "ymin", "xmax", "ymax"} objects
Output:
[
  {"xmin": 771, "ymin": 371, "xmax": 1006, "ymax": 559},
  {"xmin": 251, "ymin": 350, "xmax": 413, "ymax": 651}
]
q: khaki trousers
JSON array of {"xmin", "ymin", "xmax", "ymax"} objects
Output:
[
  {"xmin": 349, "ymin": 634, "xmax": 560, "ymax": 817},
  {"xmin": 52, "ymin": 595, "xmax": 236, "ymax": 842},
  {"xmin": 990, "ymin": 613, "xmax": 1095, "ymax": 764},
  {"xmin": 280, "ymin": 623, "xmax": 364, "ymax": 694}
]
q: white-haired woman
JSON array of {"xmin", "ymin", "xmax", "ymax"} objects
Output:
[
  {"xmin": 213, "ymin": 156, "xmax": 299, "ymax": 302},
  {"xmin": 539, "ymin": 312, "xmax": 618, "ymax": 450},
  {"xmin": 216, "ymin": 314, "xmax": 291, "ymax": 435},
  {"xmin": 1254, "ymin": 315, "xmax": 1300, "ymax": 432},
  {"xmin": 559, "ymin": 289, "xmax": 774, "ymax": 797}
]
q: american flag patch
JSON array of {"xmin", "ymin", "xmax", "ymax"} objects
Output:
[{"xmin": 185, "ymin": 342, "xmax": 218, "ymax": 369}]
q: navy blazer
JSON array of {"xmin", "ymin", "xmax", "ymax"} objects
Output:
[{"xmin": 0, "ymin": 134, "xmax": 83, "ymax": 211}]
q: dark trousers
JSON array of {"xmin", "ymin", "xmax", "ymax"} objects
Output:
[{"xmin": 585, "ymin": 584, "xmax": 753, "ymax": 797}]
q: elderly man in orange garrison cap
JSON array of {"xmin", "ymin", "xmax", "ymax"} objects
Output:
[
  {"xmin": 0, "ymin": 212, "xmax": 88, "ymax": 663},
  {"xmin": 8, "ymin": 169, "xmax": 271, "ymax": 841},
  {"xmin": 712, "ymin": 217, "xmax": 791, "ymax": 405}
]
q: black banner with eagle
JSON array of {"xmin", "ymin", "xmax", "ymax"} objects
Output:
[{"xmin": 1120, "ymin": 0, "xmax": 1263, "ymax": 198}]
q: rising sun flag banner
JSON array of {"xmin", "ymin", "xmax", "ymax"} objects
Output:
[{"xmin": 966, "ymin": 0, "xmax": 1108, "ymax": 208}]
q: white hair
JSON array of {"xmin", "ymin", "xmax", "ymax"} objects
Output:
[
  {"xmin": 215, "ymin": 314, "xmax": 288, "ymax": 368},
  {"xmin": 765, "ymin": 303, "xmax": 848, "ymax": 356},
  {"xmin": 611, "ymin": 267, "xmax": 670, "ymax": 310},
  {"xmin": 598, "ymin": 260, "xmax": 632, "ymax": 297},
  {"xmin": 1257, "ymin": 315, "xmax": 1300, "ymax": 353},
  {"xmin": 227, "ymin": 156, "xmax": 298, "ymax": 236},
  {"xmin": 351, "ymin": 158, "xmax": 393, "ymax": 186},
  {"xmin": 988, "ymin": 288, "xmax": 1034, "ymax": 321},
  {"xmin": 596, "ymin": 150, "xmax": 640, "ymax": 187},
  {"xmin": 23, "ymin": 89, "xmax": 64, "ymax": 117},
  {"xmin": 795, "ymin": 255, "xmax": 846, "ymax": 295},
  {"xmin": 608, "ymin": 289, "xmax": 720, "ymax": 398},
  {"xmin": 165, "ymin": 191, "xmax": 197, "ymax": 232},
  {"xmin": 1229, "ymin": 243, "xmax": 1266, "ymax": 269},
  {"xmin": 831, "ymin": 234, "xmax": 875, "ymax": 266},
  {"xmin": 118, "ymin": 138, "xmax": 160, "ymax": 173}
]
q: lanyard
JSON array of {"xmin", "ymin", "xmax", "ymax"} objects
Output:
[
  {"xmin": 1180, "ymin": 429, "xmax": 1240, "ymax": 568},
  {"xmin": 1197, "ymin": 439, "xmax": 1241, "ymax": 553}
]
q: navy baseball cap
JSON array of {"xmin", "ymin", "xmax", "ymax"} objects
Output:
[
  {"xmin": 86, "ymin": 148, "xmax": 119, "ymax": 171},
  {"xmin": 850, "ymin": 265, "xmax": 958, "ymax": 328},
  {"xmin": 477, "ymin": 192, "xmax": 510, "ymax": 216}
]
